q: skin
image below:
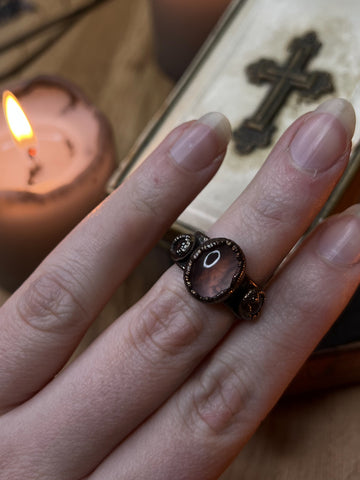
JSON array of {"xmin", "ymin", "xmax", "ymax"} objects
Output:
[{"xmin": 0, "ymin": 102, "xmax": 359, "ymax": 480}]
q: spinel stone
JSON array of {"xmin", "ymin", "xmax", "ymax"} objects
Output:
[
  {"xmin": 170, "ymin": 234, "xmax": 194, "ymax": 261},
  {"xmin": 188, "ymin": 242, "xmax": 244, "ymax": 300}
]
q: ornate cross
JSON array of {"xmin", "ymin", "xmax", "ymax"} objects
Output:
[{"xmin": 234, "ymin": 31, "xmax": 334, "ymax": 155}]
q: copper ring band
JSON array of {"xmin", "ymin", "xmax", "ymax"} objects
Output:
[{"xmin": 170, "ymin": 231, "xmax": 265, "ymax": 321}]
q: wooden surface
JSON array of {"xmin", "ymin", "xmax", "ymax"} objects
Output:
[{"xmin": 0, "ymin": 1, "xmax": 360, "ymax": 478}]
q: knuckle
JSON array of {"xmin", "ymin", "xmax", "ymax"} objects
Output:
[
  {"xmin": 179, "ymin": 355, "xmax": 255, "ymax": 437},
  {"xmin": 250, "ymin": 192, "xmax": 290, "ymax": 231},
  {"xmin": 16, "ymin": 268, "xmax": 88, "ymax": 334},
  {"xmin": 275, "ymin": 266, "xmax": 326, "ymax": 319},
  {"xmin": 126, "ymin": 276, "xmax": 203, "ymax": 364},
  {"xmin": 127, "ymin": 174, "xmax": 163, "ymax": 220},
  {"xmin": 244, "ymin": 174, "xmax": 298, "ymax": 235},
  {"xmin": 268, "ymin": 267, "xmax": 335, "ymax": 354}
]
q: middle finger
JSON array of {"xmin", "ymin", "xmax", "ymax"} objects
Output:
[{"xmin": 212, "ymin": 98, "xmax": 355, "ymax": 281}]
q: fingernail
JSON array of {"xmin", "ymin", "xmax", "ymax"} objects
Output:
[
  {"xmin": 170, "ymin": 112, "xmax": 232, "ymax": 171},
  {"xmin": 317, "ymin": 205, "xmax": 360, "ymax": 266},
  {"xmin": 290, "ymin": 98, "xmax": 355, "ymax": 173}
]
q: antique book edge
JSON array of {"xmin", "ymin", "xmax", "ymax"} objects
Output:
[{"xmin": 106, "ymin": 0, "xmax": 246, "ymax": 193}]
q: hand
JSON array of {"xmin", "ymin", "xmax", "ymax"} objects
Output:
[{"xmin": 1, "ymin": 100, "xmax": 359, "ymax": 480}]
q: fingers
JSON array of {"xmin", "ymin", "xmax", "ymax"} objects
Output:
[
  {"xmin": 0, "ymin": 113, "xmax": 231, "ymax": 410},
  {"xmin": 212, "ymin": 98, "xmax": 355, "ymax": 282},
  {"xmin": 87, "ymin": 206, "xmax": 360, "ymax": 480},
  {"xmin": 7, "ymin": 100, "xmax": 357, "ymax": 479}
]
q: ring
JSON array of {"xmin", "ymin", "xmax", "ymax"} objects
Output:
[{"xmin": 170, "ymin": 231, "xmax": 265, "ymax": 321}]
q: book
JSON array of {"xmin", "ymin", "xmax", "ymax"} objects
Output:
[{"xmin": 109, "ymin": 0, "xmax": 360, "ymax": 392}]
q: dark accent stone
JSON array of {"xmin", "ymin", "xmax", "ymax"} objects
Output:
[
  {"xmin": 225, "ymin": 276, "xmax": 265, "ymax": 321},
  {"xmin": 170, "ymin": 234, "xmax": 194, "ymax": 261}
]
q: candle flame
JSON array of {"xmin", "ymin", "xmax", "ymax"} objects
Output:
[{"xmin": 2, "ymin": 90, "xmax": 37, "ymax": 150}]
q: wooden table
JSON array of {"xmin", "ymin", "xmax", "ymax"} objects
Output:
[{"xmin": 1, "ymin": 1, "xmax": 360, "ymax": 478}]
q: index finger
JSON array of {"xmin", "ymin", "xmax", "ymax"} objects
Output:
[{"xmin": 0, "ymin": 112, "xmax": 231, "ymax": 411}]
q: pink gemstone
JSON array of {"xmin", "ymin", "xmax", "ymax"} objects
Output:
[{"xmin": 189, "ymin": 243, "xmax": 242, "ymax": 299}]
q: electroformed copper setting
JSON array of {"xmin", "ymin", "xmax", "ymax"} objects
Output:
[{"xmin": 171, "ymin": 232, "xmax": 265, "ymax": 321}]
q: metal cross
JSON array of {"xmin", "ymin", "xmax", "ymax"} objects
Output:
[{"xmin": 234, "ymin": 31, "xmax": 334, "ymax": 155}]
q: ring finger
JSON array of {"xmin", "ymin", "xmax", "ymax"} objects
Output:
[{"xmin": 91, "ymin": 204, "xmax": 360, "ymax": 480}]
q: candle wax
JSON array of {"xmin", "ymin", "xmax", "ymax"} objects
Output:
[
  {"xmin": 0, "ymin": 76, "xmax": 116, "ymax": 291},
  {"xmin": 0, "ymin": 125, "xmax": 74, "ymax": 191}
]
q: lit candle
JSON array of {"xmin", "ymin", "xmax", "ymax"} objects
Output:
[
  {"xmin": 2, "ymin": 90, "xmax": 40, "ymax": 187},
  {"xmin": 0, "ymin": 76, "xmax": 116, "ymax": 290}
]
